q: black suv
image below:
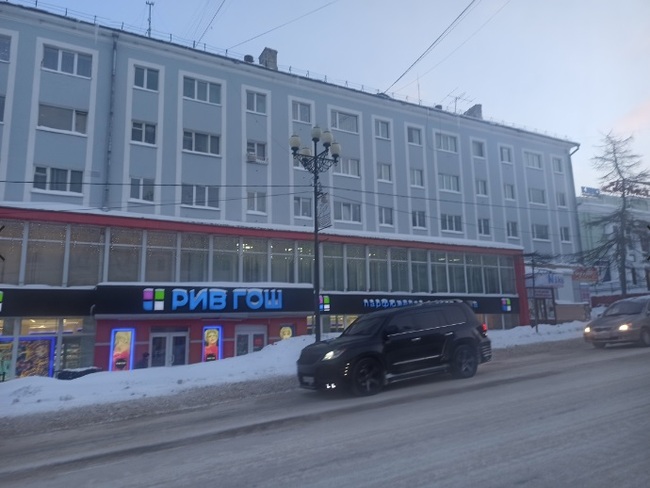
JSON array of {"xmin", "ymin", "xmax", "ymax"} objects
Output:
[{"xmin": 297, "ymin": 300, "xmax": 492, "ymax": 396}]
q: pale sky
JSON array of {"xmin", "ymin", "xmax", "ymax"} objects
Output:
[{"xmin": 13, "ymin": 0, "xmax": 650, "ymax": 194}]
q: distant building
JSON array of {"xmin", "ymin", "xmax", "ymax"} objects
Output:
[{"xmin": 0, "ymin": 2, "xmax": 581, "ymax": 378}]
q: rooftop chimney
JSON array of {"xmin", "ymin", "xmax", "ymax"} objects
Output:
[
  {"xmin": 259, "ymin": 47, "xmax": 278, "ymax": 70},
  {"xmin": 464, "ymin": 104, "xmax": 483, "ymax": 119}
]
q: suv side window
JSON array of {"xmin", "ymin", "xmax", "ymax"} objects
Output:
[
  {"xmin": 387, "ymin": 312, "xmax": 419, "ymax": 334},
  {"xmin": 441, "ymin": 305, "xmax": 467, "ymax": 326}
]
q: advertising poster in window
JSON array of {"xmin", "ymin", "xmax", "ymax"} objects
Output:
[
  {"xmin": 279, "ymin": 325, "xmax": 295, "ymax": 340},
  {"xmin": 110, "ymin": 329, "xmax": 134, "ymax": 371},
  {"xmin": 1, "ymin": 337, "xmax": 55, "ymax": 378},
  {"xmin": 203, "ymin": 326, "xmax": 222, "ymax": 362}
]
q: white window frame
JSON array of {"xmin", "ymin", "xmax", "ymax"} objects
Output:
[
  {"xmin": 478, "ymin": 218, "xmax": 490, "ymax": 236},
  {"xmin": 183, "ymin": 76, "xmax": 221, "ymax": 105},
  {"xmin": 246, "ymin": 91, "xmax": 267, "ymax": 114},
  {"xmin": 377, "ymin": 162, "xmax": 392, "ymax": 182},
  {"xmin": 247, "ymin": 191, "xmax": 267, "ymax": 214},
  {"xmin": 375, "ymin": 119, "xmax": 390, "ymax": 139},
  {"xmin": 331, "ymin": 109, "xmax": 358, "ymax": 133},
  {"xmin": 439, "ymin": 173, "xmax": 460, "ymax": 192},
  {"xmin": 441, "ymin": 214, "xmax": 462, "ymax": 232},
  {"xmin": 292, "ymin": 101, "xmax": 311, "ymax": 123},
  {"xmin": 528, "ymin": 188, "xmax": 547, "ymax": 205},
  {"xmin": 500, "ymin": 145, "xmax": 513, "ymax": 163},
  {"xmin": 532, "ymin": 223, "xmax": 550, "ymax": 240},
  {"xmin": 412, "ymin": 210, "xmax": 426, "ymax": 229},
  {"xmin": 181, "ymin": 184, "xmax": 219, "ymax": 208},
  {"xmin": 38, "ymin": 104, "xmax": 87, "ymax": 135},
  {"xmin": 246, "ymin": 141, "xmax": 267, "ymax": 162},
  {"xmin": 333, "ymin": 158, "xmax": 361, "ymax": 177},
  {"xmin": 407, "ymin": 127, "xmax": 422, "ymax": 145},
  {"xmin": 379, "ymin": 206, "xmax": 394, "ymax": 226},
  {"xmin": 293, "ymin": 196, "xmax": 312, "ymax": 218},
  {"xmin": 130, "ymin": 177, "xmax": 155, "ymax": 202},
  {"xmin": 410, "ymin": 168, "xmax": 424, "ymax": 187},
  {"xmin": 524, "ymin": 151, "xmax": 543, "ymax": 169},
  {"xmin": 504, "ymin": 183, "xmax": 515, "ymax": 200},
  {"xmin": 183, "ymin": 130, "xmax": 220, "ymax": 155},
  {"xmin": 132, "ymin": 121, "xmax": 157, "ymax": 145},
  {"xmin": 552, "ymin": 156, "xmax": 564, "ymax": 173},
  {"xmin": 33, "ymin": 166, "xmax": 83, "ymax": 194},
  {"xmin": 334, "ymin": 201, "xmax": 361, "ymax": 223},
  {"xmin": 0, "ymin": 35, "xmax": 10, "ymax": 63},
  {"xmin": 556, "ymin": 192, "xmax": 567, "ymax": 207},
  {"xmin": 42, "ymin": 44, "xmax": 91, "ymax": 78},
  {"xmin": 507, "ymin": 221, "xmax": 519, "ymax": 238},
  {"xmin": 134, "ymin": 65, "xmax": 159, "ymax": 91},
  {"xmin": 560, "ymin": 226, "xmax": 571, "ymax": 242},
  {"xmin": 472, "ymin": 140, "xmax": 485, "ymax": 158},
  {"xmin": 435, "ymin": 132, "xmax": 458, "ymax": 153},
  {"xmin": 476, "ymin": 179, "xmax": 488, "ymax": 196}
]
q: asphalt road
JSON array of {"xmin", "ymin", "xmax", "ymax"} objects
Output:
[{"xmin": 1, "ymin": 340, "xmax": 649, "ymax": 488}]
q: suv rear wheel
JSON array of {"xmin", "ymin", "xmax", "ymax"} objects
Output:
[
  {"xmin": 450, "ymin": 344, "xmax": 478, "ymax": 379},
  {"xmin": 639, "ymin": 328, "xmax": 650, "ymax": 347},
  {"xmin": 351, "ymin": 357, "xmax": 384, "ymax": 396}
]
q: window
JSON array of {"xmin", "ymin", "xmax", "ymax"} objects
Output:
[
  {"xmin": 410, "ymin": 168, "xmax": 424, "ymax": 187},
  {"xmin": 441, "ymin": 214, "xmax": 462, "ymax": 232},
  {"xmin": 331, "ymin": 109, "xmax": 358, "ymax": 133},
  {"xmin": 472, "ymin": 140, "xmax": 485, "ymax": 158},
  {"xmin": 560, "ymin": 226, "xmax": 571, "ymax": 242},
  {"xmin": 557, "ymin": 192, "xmax": 567, "ymax": 207},
  {"xmin": 532, "ymin": 223, "xmax": 550, "ymax": 240},
  {"xmin": 525, "ymin": 151, "xmax": 542, "ymax": 169},
  {"xmin": 246, "ymin": 141, "xmax": 266, "ymax": 161},
  {"xmin": 375, "ymin": 119, "xmax": 390, "ymax": 139},
  {"xmin": 132, "ymin": 121, "xmax": 156, "ymax": 145},
  {"xmin": 183, "ymin": 77, "xmax": 221, "ymax": 104},
  {"xmin": 181, "ymin": 184, "xmax": 219, "ymax": 208},
  {"xmin": 183, "ymin": 130, "xmax": 220, "ymax": 155},
  {"xmin": 377, "ymin": 163, "xmax": 392, "ymax": 182},
  {"xmin": 504, "ymin": 183, "xmax": 515, "ymax": 200},
  {"xmin": 478, "ymin": 218, "xmax": 490, "ymax": 236},
  {"xmin": 435, "ymin": 133, "xmax": 458, "ymax": 153},
  {"xmin": 294, "ymin": 197, "xmax": 312, "ymax": 218},
  {"xmin": 134, "ymin": 66, "xmax": 159, "ymax": 91},
  {"xmin": 528, "ymin": 188, "xmax": 546, "ymax": 204},
  {"xmin": 476, "ymin": 179, "xmax": 488, "ymax": 196},
  {"xmin": 292, "ymin": 101, "xmax": 311, "ymax": 123},
  {"xmin": 379, "ymin": 206, "xmax": 394, "ymax": 226},
  {"xmin": 0, "ymin": 95, "xmax": 5, "ymax": 122},
  {"xmin": 412, "ymin": 210, "xmax": 426, "ymax": 228},
  {"xmin": 42, "ymin": 45, "xmax": 91, "ymax": 77},
  {"xmin": 439, "ymin": 173, "xmax": 460, "ymax": 192},
  {"xmin": 246, "ymin": 91, "xmax": 266, "ymax": 114},
  {"xmin": 38, "ymin": 104, "xmax": 87, "ymax": 134},
  {"xmin": 407, "ymin": 127, "xmax": 422, "ymax": 145},
  {"xmin": 500, "ymin": 146, "xmax": 512, "ymax": 163},
  {"xmin": 34, "ymin": 166, "xmax": 83, "ymax": 193},
  {"xmin": 334, "ymin": 201, "xmax": 361, "ymax": 222},
  {"xmin": 507, "ymin": 221, "xmax": 518, "ymax": 238},
  {"xmin": 247, "ymin": 191, "xmax": 267, "ymax": 213},
  {"xmin": 0, "ymin": 35, "xmax": 11, "ymax": 62},
  {"xmin": 130, "ymin": 177, "xmax": 154, "ymax": 201},
  {"xmin": 333, "ymin": 158, "xmax": 360, "ymax": 177},
  {"xmin": 553, "ymin": 157, "xmax": 564, "ymax": 173}
]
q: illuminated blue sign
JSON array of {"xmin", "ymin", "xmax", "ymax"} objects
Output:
[{"xmin": 171, "ymin": 288, "xmax": 283, "ymax": 312}]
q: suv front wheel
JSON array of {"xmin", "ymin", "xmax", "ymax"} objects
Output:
[
  {"xmin": 351, "ymin": 357, "xmax": 385, "ymax": 396},
  {"xmin": 450, "ymin": 344, "xmax": 478, "ymax": 379}
]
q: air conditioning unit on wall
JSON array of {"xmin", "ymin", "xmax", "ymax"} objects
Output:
[{"xmin": 246, "ymin": 152, "xmax": 257, "ymax": 162}]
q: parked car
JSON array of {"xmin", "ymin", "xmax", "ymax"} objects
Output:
[
  {"xmin": 583, "ymin": 296, "xmax": 650, "ymax": 348},
  {"xmin": 296, "ymin": 299, "xmax": 492, "ymax": 396}
]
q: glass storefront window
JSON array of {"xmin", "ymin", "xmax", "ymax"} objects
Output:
[
  {"xmin": 390, "ymin": 248, "xmax": 409, "ymax": 292},
  {"xmin": 448, "ymin": 253, "xmax": 466, "ymax": 293},
  {"xmin": 213, "ymin": 236, "xmax": 238, "ymax": 281},
  {"xmin": 270, "ymin": 239, "xmax": 294, "ymax": 283},
  {"xmin": 297, "ymin": 241, "xmax": 313, "ymax": 284},
  {"xmin": 322, "ymin": 243, "xmax": 344, "ymax": 291},
  {"xmin": 431, "ymin": 252, "xmax": 448, "ymax": 293},
  {"xmin": 0, "ymin": 221, "xmax": 24, "ymax": 285},
  {"xmin": 68, "ymin": 225, "xmax": 104, "ymax": 286},
  {"xmin": 242, "ymin": 238, "xmax": 268, "ymax": 282},
  {"xmin": 180, "ymin": 233, "xmax": 209, "ymax": 282},
  {"xmin": 145, "ymin": 231, "xmax": 176, "ymax": 282},
  {"xmin": 25, "ymin": 223, "xmax": 66, "ymax": 285},
  {"xmin": 346, "ymin": 245, "xmax": 366, "ymax": 291},
  {"xmin": 368, "ymin": 246, "xmax": 388, "ymax": 291},
  {"xmin": 411, "ymin": 250, "xmax": 429, "ymax": 293},
  {"xmin": 108, "ymin": 228, "xmax": 142, "ymax": 281}
]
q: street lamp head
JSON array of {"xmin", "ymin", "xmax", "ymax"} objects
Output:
[
  {"xmin": 330, "ymin": 141, "xmax": 341, "ymax": 161},
  {"xmin": 299, "ymin": 146, "xmax": 312, "ymax": 158},
  {"xmin": 289, "ymin": 134, "xmax": 301, "ymax": 155},
  {"xmin": 321, "ymin": 130, "xmax": 333, "ymax": 148},
  {"xmin": 311, "ymin": 125, "xmax": 322, "ymax": 142}
]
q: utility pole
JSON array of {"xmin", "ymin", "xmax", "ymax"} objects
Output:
[{"xmin": 146, "ymin": 1, "xmax": 154, "ymax": 38}]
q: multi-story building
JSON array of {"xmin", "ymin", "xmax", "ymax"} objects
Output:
[
  {"xmin": 577, "ymin": 188, "xmax": 650, "ymax": 302},
  {"xmin": 0, "ymin": 2, "xmax": 580, "ymax": 379}
]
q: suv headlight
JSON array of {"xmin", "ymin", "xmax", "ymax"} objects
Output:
[
  {"xmin": 618, "ymin": 323, "xmax": 631, "ymax": 332},
  {"xmin": 584, "ymin": 326, "xmax": 591, "ymax": 333},
  {"xmin": 322, "ymin": 349, "xmax": 346, "ymax": 361}
]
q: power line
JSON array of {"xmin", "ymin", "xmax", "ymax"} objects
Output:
[{"xmin": 197, "ymin": 0, "xmax": 228, "ymax": 44}]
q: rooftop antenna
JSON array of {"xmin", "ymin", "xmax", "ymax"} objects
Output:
[
  {"xmin": 146, "ymin": 1, "xmax": 154, "ymax": 37},
  {"xmin": 443, "ymin": 88, "xmax": 474, "ymax": 113}
]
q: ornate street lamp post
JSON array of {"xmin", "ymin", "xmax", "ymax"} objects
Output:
[{"xmin": 290, "ymin": 126, "xmax": 340, "ymax": 342}]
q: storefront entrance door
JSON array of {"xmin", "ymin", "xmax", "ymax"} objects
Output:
[
  {"xmin": 150, "ymin": 333, "xmax": 188, "ymax": 367},
  {"xmin": 235, "ymin": 325, "xmax": 267, "ymax": 356}
]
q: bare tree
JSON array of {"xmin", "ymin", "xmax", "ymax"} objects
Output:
[{"xmin": 581, "ymin": 132, "xmax": 649, "ymax": 297}]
